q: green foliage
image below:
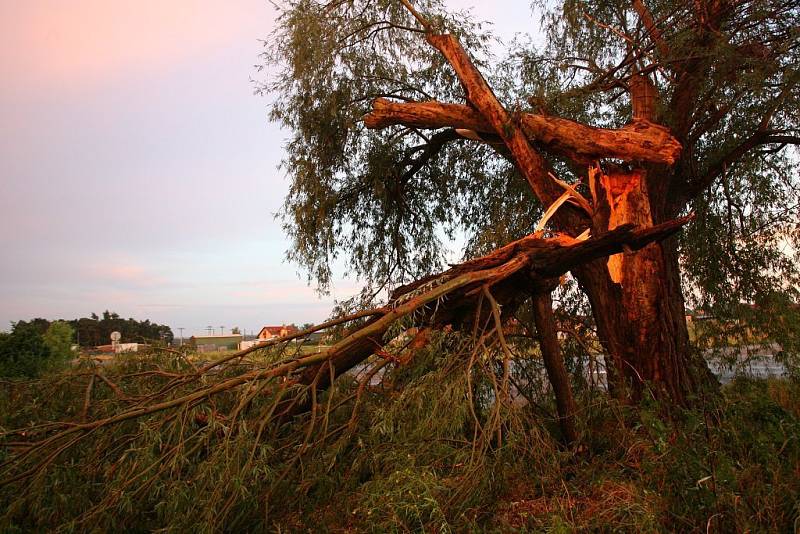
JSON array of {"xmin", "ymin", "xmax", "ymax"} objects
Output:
[
  {"xmin": 14, "ymin": 312, "xmax": 173, "ymax": 347},
  {"xmin": 0, "ymin": 322, "xmax": 53, "ymax": 378},
  {"xmin": 1, "ymin": 346, "xmax": 799, "ymax": 532},
  {"xmin": 518, "ymin": 0, "xmax": 800, "ymax": 362},
  {"xmin": 261, "ymin": 0, "xmax": 515, "ymax": 295},
  {"xmin": 42, "ymin": 321, "xmax": 74, "ymax": 362}
]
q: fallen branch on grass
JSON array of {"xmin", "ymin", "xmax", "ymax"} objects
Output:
[{"xmin": 0, "ymin": 215, "xmax": 691, "ymax": 488}]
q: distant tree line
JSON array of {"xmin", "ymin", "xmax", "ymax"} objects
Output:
[{"xmin": 13, "ymin": 311, "xmax": 174, "ymax": 347}]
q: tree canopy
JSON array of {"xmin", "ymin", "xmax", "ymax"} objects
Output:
[
  {"xmin": 263, "ymin": 0, "xmax": 799, "ymax": 341},
  {"xmin": 13, "ymin": 312, "xmax": 173, "ymax": 347},
  {"xmin": 0, "ymin": 321, "xmax": 74, "ymax": 378}
]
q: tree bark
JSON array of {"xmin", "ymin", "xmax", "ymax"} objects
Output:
[
  {"xmin": 364, "ymin": 98, "xmax": 682, "ymax": 165},
  {"xmin": 575, "ymin": 165, "xmax": 713, "ymax": 404},
  {"xmin": 532, "ymin": 290, "xmax": 578, "ymax": 443},
  {"xmin": 574, "ymin": 247, "xmax": 704, "ymax": 404}
]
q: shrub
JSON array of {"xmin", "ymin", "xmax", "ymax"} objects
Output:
[
  {"xmin": 42, "ymin": 321, "xmax": 74, "ymax": 363},
  {"xmin": 0, "ymin": 322, "xmax": 50, "ymax": 377}
]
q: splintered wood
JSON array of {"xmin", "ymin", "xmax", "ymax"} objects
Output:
[{"xmin": 589, "ymin": 166, "xmax": 654, "ymax": 284}]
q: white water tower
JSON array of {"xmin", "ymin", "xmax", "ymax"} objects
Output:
[{"xmin": 110, "ymin": 331, "xmax": 121, "ymax": 351}]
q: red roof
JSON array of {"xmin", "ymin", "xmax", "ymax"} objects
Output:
[{"xmin": 257, "ymin": 325, "xmax": 299, "ymax": 339}]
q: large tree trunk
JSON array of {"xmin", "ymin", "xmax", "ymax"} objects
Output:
[
  {"xmin": 575, "ymin": 242, "xmax": 705, "ymax": 404},
  {"xmin": 575, "ymin": 165, "xmax": 714, "ymax": 404}
]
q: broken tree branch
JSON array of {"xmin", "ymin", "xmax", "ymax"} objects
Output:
[
  {"xmin": 364, "ymin": 98, "xmax": 682, "ymax": 165},
  {"xmin": 0, "ymin": 215, "xmax": 693, "ymax": 488},
  {"xmin": 425, "ymin": 32, "xmax": 565, "ymax": 207}
]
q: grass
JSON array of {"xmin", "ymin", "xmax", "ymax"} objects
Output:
[{"xmin": 0, "ymin": 345, "xmax": 798, "ymax": 533}]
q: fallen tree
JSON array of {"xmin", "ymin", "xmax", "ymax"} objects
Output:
[
  {"xmin": 0, "ymin": 215, "xmax": 690, "ymax": 495},
  {"xmin": 266, "ymin": 0, "xmax": 799, "ymax": 406}
]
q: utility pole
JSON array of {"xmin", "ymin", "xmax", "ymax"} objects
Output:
[
  {"xmin": 207, "ymin": 326, "xmax": 213, "ymax": 336},
  {"xmin": 220, "ymin": 326, "xmax": 225, "ymax": 336},
  {"xmin": 177, "ymin": 327, "xmax": 184, "ymax": 346}
]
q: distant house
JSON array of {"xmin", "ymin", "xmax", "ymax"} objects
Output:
[
  {"xmin": 685, "ymin": 308, "xmax": 714, "ymax": 324},
  {"xmin": 189, "ymin": 334, "xmax": 243, "ymax": 353},
  {"xmin": 257, "ymin": 325, "xmax": 300, "ymax": 341}
]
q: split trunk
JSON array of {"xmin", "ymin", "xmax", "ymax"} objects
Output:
[
  {"xmin": 362, "ymin": 30, "xmax": 716, "ymax": 406},
  {"xmin": 576, "ymin": 165, "xmax": 712, "ymax": 404}
]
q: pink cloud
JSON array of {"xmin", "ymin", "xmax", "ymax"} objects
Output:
[
  {"xmin": 88, "ymin": 260, "xmax": 166, "ymax": 288},
  {"xmin": 0, "ymin": 0, "xmax": 275, "ymax": 95}
]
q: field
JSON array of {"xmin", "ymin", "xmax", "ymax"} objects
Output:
[{"xmin": 186, "ymin": 344, "xmax": 332, "ymax": 363}]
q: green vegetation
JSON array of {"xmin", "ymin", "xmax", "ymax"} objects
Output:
[
  {"xmin": 185, "ymin": 344, "xmax": 330, "ymax": 364},
  {"xmin": 1, "ymin": 0, "xmax": 798, "ymax": 530},
  {"xmin": 0, "ymin": 345, "xmax": 797, "ymax": 532},
  {"xmin": 42, "ymin": 321, "xmax": 74, "ymax": 362},
  {"xmin": 0, "ymin": 321, "xmax": 73, "ymax": 378},
  {"xmin": 15, "ymin": 311, "xmax": 173, "ymax": 347}
]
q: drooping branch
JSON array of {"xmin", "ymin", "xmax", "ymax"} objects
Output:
[
  {"xmin": 248, "ymin": 215, "xmax": 695, "ymax": 422},
  {"xmin": 364, "ymin": 98, "xmax": 682, "ymax": 165},
  {"xmin": 394, "ymin": 214, "xmax": 693, "ymax": 299},
  {"xmin": 682, "ymin": 130, "xmax": 800, "ymax": 201}
]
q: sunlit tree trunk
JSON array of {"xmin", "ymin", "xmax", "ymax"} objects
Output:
[{"xmin": 575, "ymin": 165, "xmax": 712, "ymax": 404}]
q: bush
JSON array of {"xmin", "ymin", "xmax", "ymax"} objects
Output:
[
  {"xmin": 42, "ymin": 321, "xmax": 74, "ymax": 362},
  {"xmin": 0, "ymin": 321, "xmax": 71, "ymax": 378},
  {"xmin": 1, "ymin": 350, "xmax": 799, "ymax": 532}
]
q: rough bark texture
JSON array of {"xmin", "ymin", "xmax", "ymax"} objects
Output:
[
  {"xmin": 574, "ymin": 246, "xmax": 701, "ymax": 404},
  {"xmin": 579, "ymin": 164, "xmax": 704, "ymax": 403}
]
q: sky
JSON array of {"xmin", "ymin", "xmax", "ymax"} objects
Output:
[{"xmin": 0, "ymin": 0, "xmax": 534, "ymax": 336}]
